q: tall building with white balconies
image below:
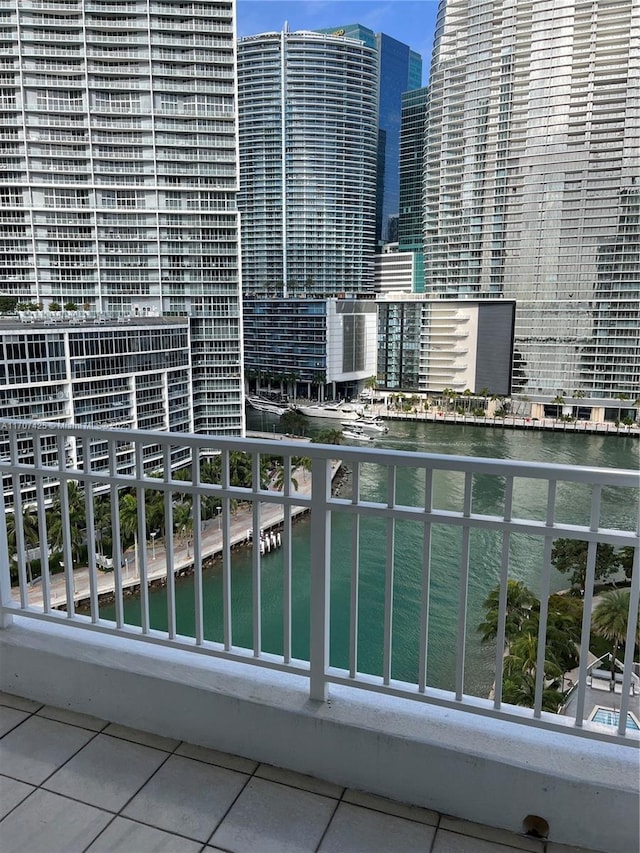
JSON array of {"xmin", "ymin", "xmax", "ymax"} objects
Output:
[
  {"xmin": 0, "ymin": 0, "xmax": 243, "ymax": 435},
  {"xmin": 422, "ymin": 0, "xmax": 639, "ymax": 404}
]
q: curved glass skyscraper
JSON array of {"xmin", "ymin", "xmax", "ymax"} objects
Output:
[
  {"xmin": 237, "ymin": 29, "xmax": 378, "ymax": 298},
  {"xmin": 422, "ymin": 0, "xmax": 639, "ymax": 402}
]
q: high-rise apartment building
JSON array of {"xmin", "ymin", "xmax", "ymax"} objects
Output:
[
  {"xmin": 317, "ymin": 24, "xmax": 423, "ymax": 248},
  {"xmin": 422, "ymin": 0, "xmax": 639, "ymax": 402},
  {"xmin": 0, "ymin": 0, "xmax": 243, "ymax": 435},
  {"xmin": 398, "ymin": 86, "xmax": 428, "ymax": 292},
  {"xmin": 237, "ymin": 28, "xmax": 379, "ymax": 298}
]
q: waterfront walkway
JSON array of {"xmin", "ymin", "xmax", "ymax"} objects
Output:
[
  {"xmin": 12, "ymin": 461, "xmax": 342, "ymax": 612},
  {"xmin": 365, "ymin": 405, "xmax": 638, "ymax": 436}
]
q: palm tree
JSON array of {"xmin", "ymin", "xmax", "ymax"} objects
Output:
[
  {"xmin": 505, "ymin": 632, "xmax": 563, "ymax": 683},
  {"xmin": 173, "ymin": 500, "xmax": 193, "ymax": 547},
  {"xmin": 551, "ymin": 395, "xmax": 565, "ymax": 420},
  {"xmin": 119, "ymin": 492, "xmax": 140, "ymax": 566},
  {"xmin": 478, "ymin": 579, "xmax": 536, "ymax": 648},
  {"xmin": 312, "ymin": 428, "xmax": 344, "ymax": 446},
  {"xmin": 6, "ymin": 504, "xmax": 39, "ymax": 583},
  {"xmin": 490, "ymin": 393, "xmax": 504, "ymax": 417},
  {"xmin": 280, "ymin": 409, "xmax": 308, "ymax": 437},
  {"xmin": 592, "ymin": 589, "xmax": 640, "ymax": 682},
  {"xmin": 271, "ymin": 463, "xmax": 299, "ymax": 493},
  {"xmin": 614, "ymin": 392, "xmax": 630, "ymax": 424},
  {"xmin": 477, "ymin": 387, "xmax": 490, "ymax": 414},
  {"xmin": 47, "ymin": 481, "xmax": 86, "ymax": 569},
  {"xmin": 502, "ymin": 671, "xmax": 566, "ymax": 712}
]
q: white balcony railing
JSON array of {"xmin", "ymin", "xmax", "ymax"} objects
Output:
[{"xmin": 0, "ymin": 419, "xmax": 638, "ymax": 747}]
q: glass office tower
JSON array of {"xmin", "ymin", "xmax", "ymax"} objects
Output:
[
  {"xmin": 0, "ymin": 0, "xmax": 243, "ymax": 434},
  {"xmin": 422, "ymin": 0, "xmax": 639, "ymax": 401},
  {"xmin": 237, "ymin": 28, "xmax": 378, "ymax": 298}
]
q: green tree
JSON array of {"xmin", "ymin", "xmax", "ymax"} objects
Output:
[
  {"xmin": 505, "ymin": 632, "xmax": 563, "ymax": 683},
  {"xmin": 478, "ymin": 580, "xmax": 537, "ymax": 647},
  {"xmin": 591, "ymin": 589, "xmax": 640, "ymax": 682},
  {"xmin": 619, "ymin": 546, "xmax": 636, "ymax": 580},
  {"xmin": 280, "ymin": 408, "xmax": 308, "ymax": 436},
  {"xmin": 47, "ymin": 481, "xmax": 86, "ymax": 569},
  {"xmin": 173, "ymin": 500, "xmax": 193, "ymax": 544},
  {"xmin": 502, "ymin": 672, "xmax": 566, "ymax": 713},
  {"xmin": 312, "ymin": 428, "xmax": 344, "ymax": 446},
  {"xmin": 551, "ymin": 395, "xmax": 565, "ymax": 420},
  {"xmin": 119, "ymin": 492, "xmax": 140, "ymax": 561},
  {"xmin": 6, "ymin": 504, "xmax": 39, "ymax": 583},
  {"xmin": 614, "ymin": 392, "xmax": 630, "ymax": 424},
  {"xmin": 544, "ymin": 594, "xmax": 583, "ymax": 671},
  {"xmin": 480, "ymin": 582, "xmax": 581, "ymax": 712},
  {"xmin": 477, "ymin": 387, "xmax": 490, "ymax": 413},
  {"xmin": 551, "ymin": 539, "xmax": 620, "ymax": 594}
]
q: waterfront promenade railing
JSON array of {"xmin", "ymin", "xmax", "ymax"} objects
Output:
[{"xmin": 0, "ymin": 419, "xmax": 638, "ymax": 744}]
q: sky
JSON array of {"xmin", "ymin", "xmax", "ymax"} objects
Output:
[{"xmin": 236, "ymin": 1, "xmax": 440, "ymax": 86}]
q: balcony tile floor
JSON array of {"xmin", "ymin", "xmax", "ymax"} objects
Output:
[{"xmin": 0, "ymin": 691, "xmax": 602, "ymax": 853}]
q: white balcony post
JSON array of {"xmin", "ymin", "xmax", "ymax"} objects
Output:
[
  {"xmin": 309, "ymin": 455, "xmax": 331, "ymax": 701},
  {"xmin": 0, "ymin": 487, "xmax": 13, "ymax": 628}
]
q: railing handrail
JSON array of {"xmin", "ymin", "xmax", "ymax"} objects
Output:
[{"xmin": 1, "ymin": 418, "xmax": 638, "ymax": 487}]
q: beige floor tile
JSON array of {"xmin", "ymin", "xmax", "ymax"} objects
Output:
[
  {"xmin": 175, "ymin": 741, "xmax": 258, "ymax": 774},
  {"xmin": 86, "ymin": 816, "xmax": 203, "ymax": 852},
  {"xmin": 438, "ymin": 816, "xmax": 544, "ymax": 851},
  {"xmin": 211, "ymin": 776, "xmax": 336, "ymax": 853},
  {"xmin": 0, "ymin": 691, "xmax": 42, "ymax": 713},
  {"xmin": 36, "ymin": 705, "xmax": 107, "ymax": 732},
  {"xmin": 255, "ymin": 763, "xmax": 344, "ymax": 798},
  {"xmin": 320, "ymin": 801, "xmax": 436, "ymax": 853},
  {"xmin": 0, "ymin": 705, "xmax": 30, "ymax": 737},
  {"xmin": 123, "ymin": 754, "xmax": 249, "ymax": 843},
  {"xmin": 0, "ymin": 774, "xmax": 35, "ymax": 820},
  {"xmin": 102, "ymin": 722, "xmax": 180, "ymax": 752},
  {"xmin": 0, "ymin": 715, "xmax": 94, "ymax": 786},
  {"xmin": 343, "ymin": 788, "xmax": 439, "ymax": 826},
  {"xmin": 432, "ymin": 828, "xmax": 534, "ymax": 853},
  {"xmin": 43, "ymin": 732, "xmax": 168, "ymax": 812},
  {"xmin": 0, "ymin": 788, "xmax": 111, "ymax": 853}
]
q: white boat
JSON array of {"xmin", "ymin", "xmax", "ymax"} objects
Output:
[
  {"xmin": 294, "ymin": 401, "xmax": 364, "ymax": 421},
  {"xmin": 354, "ymin": 416, "xmax": 388, "ymax": 434},
  {"xmin": 246, "ymin": 395, "xmax": 290, "ymax": 416},
  {"xmin": 341, "ymin": 425, "xmax": 374, "ymax": 442}
]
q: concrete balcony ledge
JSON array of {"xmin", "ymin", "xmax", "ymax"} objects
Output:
[{"xmin": 0, "ymin": 616, "xmax": 637, "ymax": 853}]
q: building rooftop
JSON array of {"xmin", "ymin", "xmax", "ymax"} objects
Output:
[{"xmin": 0, "ymin": 692, "xmax": 602, "ymax": 853}]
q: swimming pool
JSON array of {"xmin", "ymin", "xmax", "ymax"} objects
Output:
[{"xmin": 590, "ymin": 707, "xmax": 640, "ymax": 730}]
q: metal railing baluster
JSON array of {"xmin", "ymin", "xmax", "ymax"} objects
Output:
[
  {"xmin": 493, "ymin": 475, "xmax": 514, "ymax": 710},
  {"xmin": 455, "ymin": 471, "xmax": 473, "ymax": 701},
  {"xmin": 349, "ymin": 461, "xmax": 360, "ymax": 680},
  {"xmin": 418, "ymin": 467, "xmax": 433, "ymax": 693},
  {"xmin": 382, "ymin": 464, "xmax": 396, "ymax": 687}
]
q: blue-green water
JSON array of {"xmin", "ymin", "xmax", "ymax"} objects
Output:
[{"xmin": 101, "ymin": 419, "xmax": 638, "ymax": 696}]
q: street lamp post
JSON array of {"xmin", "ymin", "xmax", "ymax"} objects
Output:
[{"xmin": 150, "ymin": 530, "xmax": 157, "ymax": 560}]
